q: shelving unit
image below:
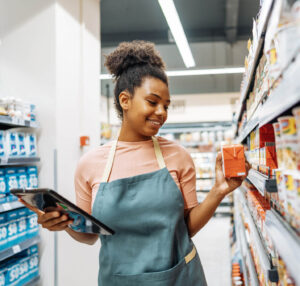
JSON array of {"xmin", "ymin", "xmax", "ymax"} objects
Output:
[
  {"xmin": 246, "ymin": 169, "xmax": 277, "ymax": 196},
  {"xmin": 233, "ymin": 0, "xmax": 300, "ymax": 284},
  {"xmin": 0, "ymin": 201, "xmax": 23, "ymax": 213},
  {"xmin": 235, "ymin": 189, "xmax": 278, "ymax": 284},
  {"xmin": 0, "ymin": 115, "xmax": 38, "ymax": 130},
  {"xmin": 0, "ymin": 157, "xmax": 40, "ymax": 166},
  {"xmin": 0, "ymin": 115, "xmax": 40, "ymax": 285},
  {"xmin": 265, "ymin": 210, "xmax": 300, "ymax": 285},
  {"xmin": 235, "ymin": 0, "xmax": 275, "ymax": 124},
  {"xmin": 0, "ymin": 235, "xmax": 40, "ymax": 262}
]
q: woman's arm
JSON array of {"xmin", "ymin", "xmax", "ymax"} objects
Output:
[
  {"xmin": 185, "ymin": 152, "xmax": 250, "ymax": 237},
  {"xmin": 18, "ymin": 199, "xmax": 98, "ymax": 245}
]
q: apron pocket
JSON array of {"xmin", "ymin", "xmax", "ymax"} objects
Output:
[{"xmin": 109, "ymin": 247, "xmax": 205, "ymax": 286}]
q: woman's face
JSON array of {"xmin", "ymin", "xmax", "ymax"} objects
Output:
[{"xmin": 122, "ymin": 77, "xmax": 170, "ymax": 140}]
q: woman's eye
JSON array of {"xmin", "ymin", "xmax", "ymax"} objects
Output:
[{"xmin": 147, "ymin": 100, "xmax": 156, "ymax": 105}]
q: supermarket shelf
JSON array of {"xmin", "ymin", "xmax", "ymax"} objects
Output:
[
  {"xmin": 235, "ymin": 0, "xmax": 274, "ymax": 123},
  {"xmin": 24, "ymin": 275, "xmax": 40, "ymax": 286},
  {"xmin": 0, "ymin": 235, "xmax": 40, "ymax": 262},
  {"xmin": 237, "ymin": 53, "xmax": 300, "ymax": 142},
  {"xmin": 265, "ymin": 210, "xmax": 300, "ymax": 286},
  {"xmin": 0, "ymin": 200, "xmax": 24, "ymax": 213},
  {"xmin": 0, "ymin": 115, "xmax": 38, "ymax": 130},
  {"xmin": 235, "ymin": 204, "xmax": 259, "ymax": 286},
  {"xmin": 259, "ymin": 54, "xmax": 300, "ymax": 127},
  {"xmin": 247, "ymin": 169, "xmax": 277, "ymax": 196},
  {"xmin": 196, "ymin": 177, "xmax": 214, "ymax": 180},
  {"xmin": 0, "ymin": 156, "xmax": 40, "ymax": 166},
  {"xmin": 196, "ymin": 189, "xmax": 211, "ymax": 193},
  {"xmin": 239, "ymin": 191, "xmax": 278, "ymax": 283}
]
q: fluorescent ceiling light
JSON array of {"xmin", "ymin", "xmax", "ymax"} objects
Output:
[
  {"xmin": 166, "ymin": 67, "xmax": 245, "ymax": 77},
  {"xmin": 158, "ymin": 0, "xmax": 195, "ymax": 68},
  {"xmin": 99, "ymin": 67, "xmax": 245, "ymax": 80}
]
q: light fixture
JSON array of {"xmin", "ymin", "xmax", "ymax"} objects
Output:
[
  {"xmin": 99, "ymin": 67, "xmax": 245, "ymax": 80},
  {"xmin": 157, "ymin": 0, "xmax": 195, "ymax": 68}
]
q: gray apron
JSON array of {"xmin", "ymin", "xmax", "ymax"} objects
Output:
[{"xmin": 92, "ymin": 136, "xmax": 207, "ymax": 285}]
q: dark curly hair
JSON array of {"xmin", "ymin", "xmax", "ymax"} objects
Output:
[{"xmin": 104, "ymin": 41, "xmax": 168, "ymax": 119}]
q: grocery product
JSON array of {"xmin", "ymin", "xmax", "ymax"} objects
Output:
[
  {"xmin": 222, "ymin": 144, "xmax": 246, "ymax": 178},
  {"xmin": 278, "ymin": 116, "xmax": 298, "ymax": 170},
  {"xmin": 273, "ymin": 122, "xmax": 284, "ymax": 168},
  {"xmin": 292, "ymin": 106, "xmax": 300, "ymax": 170}
]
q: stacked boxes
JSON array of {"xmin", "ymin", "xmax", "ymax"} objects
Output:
[
  {"xmin": 0, "ymin": 245, "xmax": 39, "ymax": 285},
  {"xmin": 0, "ymin": 209, "xmax": 38, "ymax": 252},
  {"xmin": 0, "ymin": 130, "xmax": 37, "ymax": 159},
  {"xmin": 0, "ymin": 166, "xmax": 38, "ymax": 204}
]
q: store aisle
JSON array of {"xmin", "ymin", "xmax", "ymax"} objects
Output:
[{"xmin": 193, "ymin": 217, "xmax": 231, "ymax": 286}]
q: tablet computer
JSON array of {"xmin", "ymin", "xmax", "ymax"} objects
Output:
[{"xmin": 11, "ymin": 188, "xmax": 114, "ymax": 235}]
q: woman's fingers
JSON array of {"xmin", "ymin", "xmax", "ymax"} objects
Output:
[
  {"xmin": 48, "ymin": 220, "xmax": 74, "ymax": 232},
  {"xmin": 18, "ymin": 198, "xmax": 44, "ymax": 216},
  {"xmin": 41, "ymin": 214, "xmax": 69, "ymax": 229}
]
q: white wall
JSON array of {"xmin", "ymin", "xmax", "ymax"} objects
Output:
[{"xmin": 0, "ymin": 0, "xmax": 100, "ymax": 285}]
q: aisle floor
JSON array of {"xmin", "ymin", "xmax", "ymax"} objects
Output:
[{"xmin": 192, "ymin": 216, "xmax": 231, "ymax": 286}]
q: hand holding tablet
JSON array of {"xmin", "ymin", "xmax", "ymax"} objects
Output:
[{"xmin": 11, "ymin": 188, "xmax": 114, "ymax": 235}]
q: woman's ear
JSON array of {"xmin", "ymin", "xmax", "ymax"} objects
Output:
[{"xmin": 119, "ymin": 91, "xmax": 131, "ymax": 111}]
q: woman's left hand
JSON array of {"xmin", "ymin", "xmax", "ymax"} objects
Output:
[{"xmin": 213, "ymin": 152, "xmax": 251, "ymax": 197}]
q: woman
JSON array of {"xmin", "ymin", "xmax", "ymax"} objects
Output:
[{"xmin": 21, "ymin": 41, "xmax": 250, "ymax": 285}]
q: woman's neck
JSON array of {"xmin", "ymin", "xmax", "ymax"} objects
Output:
[{"xmin": 118, "ymin": 122, "xmax": 151, "ymax": 142}]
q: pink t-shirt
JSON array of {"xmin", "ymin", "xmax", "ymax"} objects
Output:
[{"xmin": 74, "ymin": 136, "xmax": 199, "ymax": 214}]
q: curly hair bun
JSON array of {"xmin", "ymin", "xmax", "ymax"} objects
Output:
[{"xmin": 104, "ymin": 40, "xmax": 166, "ymax": 77}]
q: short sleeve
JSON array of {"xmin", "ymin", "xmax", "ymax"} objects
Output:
[
  {"xmin": 178, "ymin": 148, "xmax": 199, "ymax": 209},
  {"xmin": 74, "ymin": 156, "xmax": 93, "ymax": 214}
]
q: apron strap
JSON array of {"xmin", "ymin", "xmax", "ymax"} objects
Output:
[
  {"xmin": 152, "ymin": 136, "xmax": 166, "ymax": 169},
  {"xmin": 100, "ymin": 140, "xmax": 118, "ymax": 183},
  {"xmin": 101, "ymin": 136, "xmax": 166, "ymax": 183}
]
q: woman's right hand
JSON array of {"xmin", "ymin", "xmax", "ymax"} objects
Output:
[{"xmin": 18, "ymin": 198, "xmax": 74, "ymax": 231}]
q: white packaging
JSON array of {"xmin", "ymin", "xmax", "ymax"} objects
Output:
[
  {"xmin": 17, "ymin": 133, "xmax": 26, "ymax": 157},
  {"xmin": 25, "ymin": 134, "xmax": 37, "ymax": 157},
  {"xmin": 5, "ymin": 132, "xmax": 19, "ymax": 157},
  {"xmin": 0, "ymin": 131, "xmax": 6, "ymax": 158}
]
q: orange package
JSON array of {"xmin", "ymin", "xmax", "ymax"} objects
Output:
[{"xmin": 222, "ymin": 144, "xmax": 246, "ymax": 178}]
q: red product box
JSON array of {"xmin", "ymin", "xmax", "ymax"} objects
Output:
[
  {"xmin": 259, "ymin": 124, "xmax": 275, "ymax": 148},
  {"xmin": 222, "ymin": 144, "xmax": 246, "ymax": 178},
  {"xmin": 265, "ymin": 143, "xmax": 278, "ymax": 172}
]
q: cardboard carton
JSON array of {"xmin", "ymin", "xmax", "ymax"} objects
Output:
[{"xmin": 222, "ymin": 144, "xmax": 246, "ymax": 178}]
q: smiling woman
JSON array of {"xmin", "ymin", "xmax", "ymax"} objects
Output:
[{"xmin": 23, "ymin": 40, "xmax": 249, "ymax": 286}]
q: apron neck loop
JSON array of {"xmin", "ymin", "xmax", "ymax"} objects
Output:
[
  {"xmin": 152, "ymin": 136, "xmax": 166, "ymax": 169},
  {"xmin": 101, "ymin": 136, "xmax": 166, "ymax": 183}
]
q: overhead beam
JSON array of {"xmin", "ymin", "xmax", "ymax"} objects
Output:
[
  {"xmin": 225, "ymin": 0, "xmax": 240, "ymax": 43},
  {"xmin": 101, "ymin": 27, "xmax": 250, "ymax": 47}
]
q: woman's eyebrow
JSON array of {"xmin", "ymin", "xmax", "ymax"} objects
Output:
[{"xmin": 149, "ymin": 93, "xmax": 171, "ymax": 103}]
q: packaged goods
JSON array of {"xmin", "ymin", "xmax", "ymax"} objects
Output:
[
  {"xmin": 0, "ymin": 131, "xmax": 5, "ymax": 158},
  {"xmin": 25, "ymin": 134, "xmax": 37, "ymax": 157},
  {"xmin": 17, "ymin": 133, "xmax": 26, "ymax": 157},
  {"xmin": 292, "ymin": 106, "xmax": 300, "ymax": 170},
  {"xmin": 276, "ymin": 169, "xmax": 288, "ymax": 215},
  {"xmin": 7, "ymin": 210, "xmax": 19, "ymax": 248},
  {"xmin": 17, "ymin": 208, "xmax": 27, "ymax": 241},
  {"xmin": 17, "ymin": 168, "xmax": 28, "ymax": 189},
  {"xmin": 5, "ymin": 168, "xmax": 19, "ymax": 192},
  {"xmin": 293, "ymin": 173, "xmax": 300, "ymax": 232},
  {"xmin": 278, "ymin": 116, "xmax": 298, "ymax": 170},
  {"xmin": 5, "ymin": 132, "xmax": 18, "ymax": 157},
  {"xmin": 222, "ymin": 144, "xmax": 246, "ymax": 178},
  {"xmin": 0, "ymin": 169, "xmax": 7, "ymax": 196},
  {"xmin": 259, "ymin": 124, "xmax": 275, "ymax": 148},
  {"xmin": 265, "ymin": 143, "xmax": 278, "ymax": 171},
  {"xmin": 0, "ymin": 213, "xmax": 8, "ymax": 251},
  {"xmin": 273, "ymin": 122, "xmax": 284, "ymax": 168},
  {"xmin": 283, "ymin": 171, "xmax": 298, "ymax": 229},
  {"xmin": 27, "ymin": 166, "xmax": 38, "ymax": 188}
]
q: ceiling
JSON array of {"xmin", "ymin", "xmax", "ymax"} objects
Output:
[
  {"xmin": 100, "ymin": 0, "xmax": 260, "ymax": 96},
  {"xmin": 101, "ymin": 0, "xmax": 260, "ymax": 47}
]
